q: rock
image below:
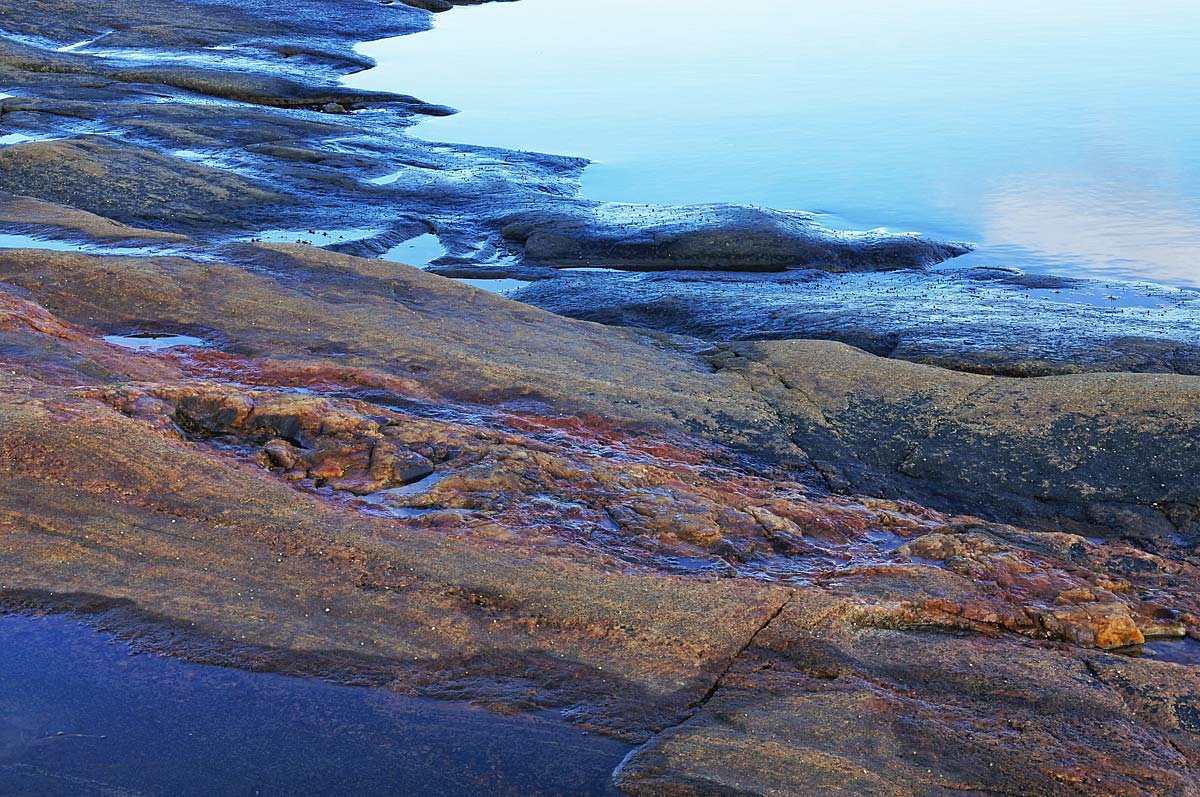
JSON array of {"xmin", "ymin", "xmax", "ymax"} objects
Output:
[
  {"xmin": 514, "ymin": 267, "xmax": 1200, "ymax": 376},
  {"xmin": 0, "ymin": 2, "xmax": 1197, "ymax": 792},
  {"xmin": 0, "ymin": 137, "xmax": 286, "ymax": 228},
  {"xmin": 501, "ymin": 204, "xmax": 971, "ymax": 272},
  {"xmin": 615, "ymin": 590, "xmax": 1200, "ymax": 797},
  {"xmin": 729, "ymin": 339, "xmax": 1200, "ymax": 538}
]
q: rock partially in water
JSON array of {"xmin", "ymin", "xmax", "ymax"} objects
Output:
[
  {"xmin": 514, "ymin": 267, "xmax": 1200, "ymax": 375},
  {"xmin": 500, "ymin": 203, "xmax": 971, "ymax": 272}
]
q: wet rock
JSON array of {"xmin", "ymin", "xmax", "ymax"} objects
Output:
[
  {"xmin": 515, "ymin": 267, "xmax": 1200, "ymax": 376},
  {"xmin": 100, "ymin": 384, "xmax": 436, "ymax": 496},
  {"xmin": 0, "ymin": 137, "xmax": 286, "ymax": 228},
  {"xmin": 502, "ymin": 204, "xmax": 970, "ymax": 272}
]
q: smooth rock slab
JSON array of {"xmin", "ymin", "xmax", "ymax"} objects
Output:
[{"xmin": 615, "ymin": 591, "xmax": 1200, "ymax": 797}]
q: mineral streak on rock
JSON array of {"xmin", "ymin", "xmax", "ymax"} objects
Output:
[{"xmin": 0, "ymin": 1, "xmax": 1197, "ymax": 794}]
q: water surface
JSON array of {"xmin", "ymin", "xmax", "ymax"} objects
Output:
[
  {"xmin": 0, "ymin": 613, "xmax": 627, "ymax": 796},
  {"xmin": 348, "ymin": 0, "xmax": 1200, "ymax": 286},
  {"xmin": 103, "ymin": 333, "xmax": 210, "ymax": 352}
]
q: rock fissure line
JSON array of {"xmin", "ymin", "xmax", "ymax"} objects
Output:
[
  {"xmin": 889, "ymin": 377, "xmax": 997, "ymax": 479},
  {"xmin": 708, "ymin": 347, "xmax": 838, "ymax": 489}
]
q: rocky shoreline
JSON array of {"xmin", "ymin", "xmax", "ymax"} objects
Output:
[{"xmin": 1, "ymin": 1, "xmax": 1198, "ymax": 794}]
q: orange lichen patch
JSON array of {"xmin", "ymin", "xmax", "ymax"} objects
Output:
[{"xmin": 873, "ymin": 529, "xmax": 1200, "ymax": 649}]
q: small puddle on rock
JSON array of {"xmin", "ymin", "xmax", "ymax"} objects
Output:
[
  {"xmin": 453, "ymin": 277, "xmax": 532, "ymax": 296},
  {"xmin": 863, "ymin": 529, "xmax": 909, "ymax": 552},
  {"xmin": 0, "ymin": 614, "xmax": 628, "ymax": 796},
  {"xmin": 381, "ymin": 233, "xmax": 447, "ymax": 268},
  {"xmin": 1138, "ymin": 637, "xmax": 1200, "ymax": 666},
  {"xmin": 1026, "ymin": 283, "xmax": 1181, "ymax": 310},
  {"xmin": 368, "ymin": 170, "xmax": 405, "ymax": 186},
  {"xmin": 0, "ymin": 233, "xmax": 94, "ymax": 253},
  {"xmin": 381, "ymin": 471, "xmax": 447, "ymax": 498},
  {"xmin": 0, "ymin": 232, "xmax": 181, "ymax": 257},
  {"xmin": 103, "ymin": 333, "xmax": 210, "ymax": 352},
  {"xmin": 0, "ymin": 132, "xmax": 53, "ymax": 146}
]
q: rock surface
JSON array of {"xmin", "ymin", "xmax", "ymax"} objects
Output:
[
  {"xmin": 515, "ymin": 267, "xmax": 1200, "ymax": 376},
  {"xmin": 0, "ymin": 236, "xmax": 1195, "ymax": 793},
  {"xmin": 0, "ymin": 1, "xmax": 1197, "ymax": 794}
]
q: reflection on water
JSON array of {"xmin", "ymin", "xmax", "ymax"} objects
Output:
[
  {"xmin": 981, "ymin": 176, "xmax": 1200, "ymax": 285},
  {"xmin": 0, "ymin": 614, "xmax": 627, "ymax": 796},
  {"xmin": 347, "ymin": 0, "xmax": 1200, "ymax": 286}
]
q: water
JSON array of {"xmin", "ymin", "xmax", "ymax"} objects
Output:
[
  {"xmin": 454, "ymin": 277, "xmax": 533, "ymax": 295},
  {"xmin": 378, "ymin": 234, "xmax": 529, "ymax": 290},
  {"xmin": 0, "ymin": 613, "xmax": 627, "ymax": 796},
  {"xmin": 381, "ymin": 233, "xmax": 448, "ymax": 267},
  {"xmin": 0, "ymin": 232, "xmax": 176, "ymax": 256},
  {"xmin": 346, "ymin": 0, "xmax": 1200, "ymax": 287},
  {"xmin": 103, "ymin": 333, "xmax": 210, "ymax": 352},
  {"xmin": 1142, "ymin": 637, "xmax": 1200, "ymax": 666},
  {"xmin": 0, "ymin": 132, "xmax": 50, "ymax": 145}
]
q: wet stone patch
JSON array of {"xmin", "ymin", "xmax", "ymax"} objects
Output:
[{"xmin": 243, "ymin": 228, "xmax": 385, "ymax": 246}]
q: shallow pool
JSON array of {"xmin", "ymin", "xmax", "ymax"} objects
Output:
[
  {"xmin": 0, "ymin": 613, "xmax": 627, "ymax": 796},
  {"xmin": 0, "ymin": 232, "xmax": 173, "ymax": 256},
  {"xmin": 103, "ymin": 333, "xmax": 210, "ymax": 352},
  {"xmin": 454, "ymin": 277, "xmax": 533, "ymax": 295}
]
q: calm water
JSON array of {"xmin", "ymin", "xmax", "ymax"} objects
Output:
[
  {"xmin": 0, "ymin": 614, "xmax": 627, "ymax": 796},
  {"xmin": 347, "ymin": 0, "xmax": 1200, "ymax": 286}
]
